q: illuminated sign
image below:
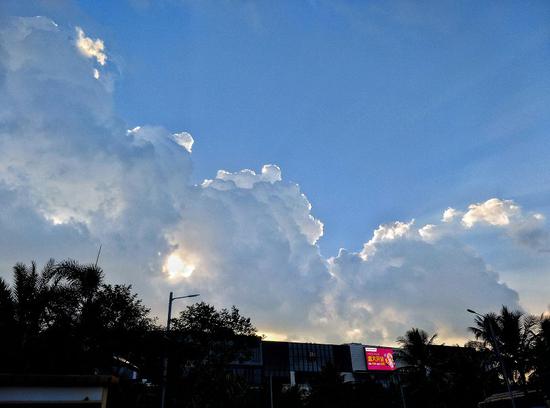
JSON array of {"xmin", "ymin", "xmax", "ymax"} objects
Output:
[{"xmin": 365, "ymin": 347, "xmax": 396, "ymax": 371}]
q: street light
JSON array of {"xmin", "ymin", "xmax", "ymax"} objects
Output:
[
  {"xmin": 467, "ymin": 308, "xmax": 517, "ymax": 408},
  {"xmin": 161, "ymin": 292, "xmax": 200, "ymax": 408}
]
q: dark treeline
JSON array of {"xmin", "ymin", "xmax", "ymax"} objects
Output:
[
  {"xmin": 1, "ymin": 259, "xmax": 550, "ymax": 408},
  {"xmin": 0, "ymin": 259, "xmax": 261, "ymax": 407},
  {"xmin": 0, "ymin": 259, "xmax": 153, "ymax": 374}
]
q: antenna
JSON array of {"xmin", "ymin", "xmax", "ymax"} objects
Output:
[{"xmin": 94, "ymin": 244, "xmax": 102, "ymax": 267}]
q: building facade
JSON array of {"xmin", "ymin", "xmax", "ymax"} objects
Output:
[{"xmin": 230, "ymin": 340, "xmax": 402, "ymax": 389}]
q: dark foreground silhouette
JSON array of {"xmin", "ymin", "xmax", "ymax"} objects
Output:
[{"xmin": 1, "ymin": 259, "xmax": 549, "ymax": 407}]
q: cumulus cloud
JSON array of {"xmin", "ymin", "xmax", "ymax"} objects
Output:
[
  {"xmin": 171, "ymin": 132, "xmax": 194, "ymax": 153},
  {"xmin": 418, "ymin": 224, "xmax": 437, "ymax": 241},
  {"xmin": 164, "ymin": 166, "xmax": 328, "ymax": 338},
  {"xmin": 0, "ymin": 14, "xmax": 546, "ymax": 346},
  {"xmin": 458, "ymin": 199, "xmax": 548, "ymax": 250},
  {"xmin": 361, "ymin": 220, "xmax": 414, "ymax": 259},
  {"xmin": 462, "ymin": 198, "xmax": 520, "ymax": 228},
  {"xmin": 325, "ymin": 236, "xmax": 519, "ymax": 344},
  {"xmin": 208, "ymin": 164, "xmax": 283, "ymax": 189},
  {"xmin": 75, "ymin": 26, "xmax": 107, "ymax": 66},
  {"xmin": 416, "ymin": 199, "xmax": 548, "ymax": 251},
  {"xmin": 0, "ymin": 16, "xmax": 192, "ymax": 292},
  {"xmin": 0, "ymin": 15, "xmax": 327, "ymax": 340},
  {"xmin": 442, "ymin": 207, "xmax": 461, "ymax": 223}
]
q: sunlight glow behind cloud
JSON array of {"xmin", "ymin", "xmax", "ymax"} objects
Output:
[{"xmin": 164, "ymin": 253, "xmax": 195, "ymax": 280}]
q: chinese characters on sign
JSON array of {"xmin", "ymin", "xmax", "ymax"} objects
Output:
[{"xmin": 365, "ymin": 347, "xmax": 395, "ymax": 371}]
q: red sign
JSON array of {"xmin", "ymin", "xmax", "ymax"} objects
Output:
[{"xmin": 365, "ymin": 347, "xmax": 395, "ymax": 371}]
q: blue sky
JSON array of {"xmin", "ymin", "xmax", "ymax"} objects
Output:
[
  {"xmin": 76, "ymin": 0, "xmax": 550, "ymax": 255},
  {"xmin": 1, "ymin": 0, "xmax": 550, "ymax": 342}
]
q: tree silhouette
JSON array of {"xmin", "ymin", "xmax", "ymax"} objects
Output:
[
  {"xmin": 396, "ymin": 328, "xmax": 441, "ymax": 408},
  {"xmin": 469, "ymin": 306, "xmax": 537, "ymax": 389},
  {"xmin": 165, "ymin": 302, "xmax": 259, "ymax": 408},
  {"xmin": 523, "ymin": 315, "xmax": 550, "ymax": 401},
  {"xmin": 0, "ymin": 259, "xmax": 153, "ymax": 374},
  {"xmin": 397, "ymin": 328, "xmax": 438, "ymax": 371}
]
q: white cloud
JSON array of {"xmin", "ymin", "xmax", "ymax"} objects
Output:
[
  {"xmin": 326, "ymin": 237, "xmax": 519, "ymax": 344},
  {"xmin": 418, "ymin": 224, "xmax": 438, "ymax": 241},
  {"xmin": 212, "ymin": 164, "xmax": 282, "ymax": 189},
  {"xmin": 370, "ymin": 220, "xmax": 413, "ymax": 243},
  {"xmin": 162, "ymin": 162, "xmax": 327, "ymax": 339},
  {"xmin": 460, "ymin": 198, "xmax": 548, "ymax": 250},
  {"xmin": 171, "ymin": 132, "xmax": 194, "ymax": 153},
  {"xmin": 462, "ymin": 198, "xmax": 519, "ymax": 228},
  {"xmin": 0, "ymin": 16, "xmax": 327, "ymax": 341},
  {"xmin": 0, "ymin": 16, "xmax": 192, "ymax": 291},
  {"xmin": 442, "ymin": 207, "xmax": 461, "ymax": 222},
  {"xmin": 361, "ymin": 220, "xmax": 414, "ymax": 259},
  {"xmin": 75, "ymin": 26, "xmax": 107, "ymax": 66}
]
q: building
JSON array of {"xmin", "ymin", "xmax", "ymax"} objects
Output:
[
  {"xmin": 225, "ymin": 340, "xmax": 406, "ymax": 407},
  {"xmin": 230, "ymin": 340, "xmax": 402, "ymax": 389}
]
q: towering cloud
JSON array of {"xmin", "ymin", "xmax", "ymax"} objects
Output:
[
  {"xmin": 0, "ymin": 15, "xmax": 542, "ymax": 345},
  {"xmin": 164, "ymin": 165, "xmax": 329, "ymax": 339},
  {"xmin": 324, "ymin": 222, "xmax": 519, "ymax": 343},
  {"xmin": 0, "ymin": 16, "xmax": 192, "ymax": 290}
]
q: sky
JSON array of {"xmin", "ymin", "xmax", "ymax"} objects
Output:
[{"xmin": 1, "ymin": 0, "xmax": 549, "ymax": 345}]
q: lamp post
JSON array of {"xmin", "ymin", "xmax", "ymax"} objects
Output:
[
  {"xmin": 161, "ymin": 292, "xmax": 200, "ymax": 408},
  {"xmin": 467, "ymin": 308, "xmax": 517, "ymax": 408},
  {"xmin": 395, "ymin": 368, "xmax": 408, "ymax": 408}
]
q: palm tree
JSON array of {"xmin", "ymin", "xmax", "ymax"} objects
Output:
[
  {"xmin": 0, "ymin": 277, "xmax": 16, "ymax": 344},
  {"xmin": 530, "ymin": 316, "xmax": 550, "ymax": 399},
  {"xmin": 54, "ymin": 259, "xmax": 104, "ymax": 303},
  {"xmin": 397, "ymin": 328, "xmax": 438, "ymax": 371},
  {"xmin": 469, "ymin": 312, "xmax": 500, "ymax": 349},
  {"xmin": 1, "ymin": 258, "xmax": 153, "ymax": 375},
  {"xmin": 11, "ymin": 260, "xmax": 58, "ymax": 341},
  {"xmin": 0, "ymin": 260, "xmax": 104, "ymax": 367},
  {"xmin": 468, "ymin": 306, "xmax": 537, "ymax": 389},
  {"xmin": 396, "ymin": 329, "xmax": 440, "ymax": 407},
  {"xmin": 0, "ymin": 260, "xmax": 62, "ymax": 371},
  {"xmin": 0, "ymin": 277, "xmax": 15, "ymax": 324}
]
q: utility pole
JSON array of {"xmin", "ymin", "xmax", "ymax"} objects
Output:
[
  {"xmin": 269, "ymin": 373, "xmax": 274, "ymax": 408},
  {"xmin": 397, "ymin": 372, "xmax": 407, "ymax": 408},
  {"xmin": 160, "ymin": 292, "xmax": 199, "ymax": 408}
]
